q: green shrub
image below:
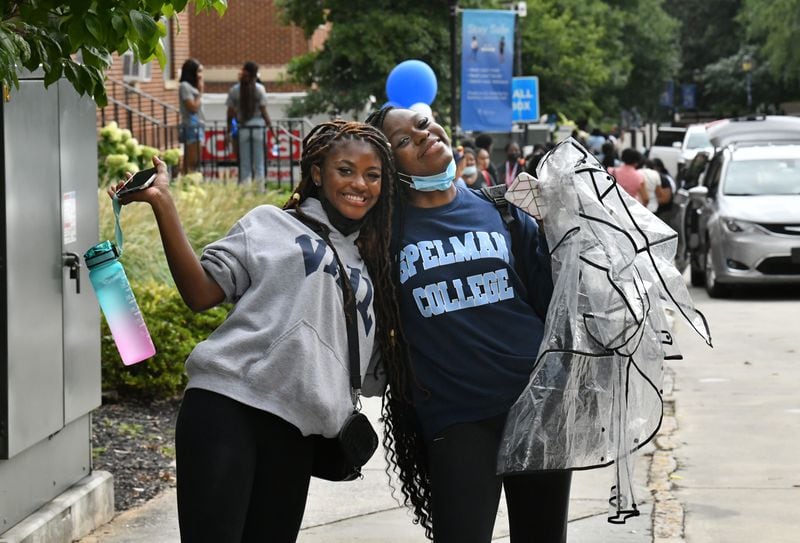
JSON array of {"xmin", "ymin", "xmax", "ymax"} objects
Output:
[
  {"xmin": 97, "ymin": 121, "xmax": 180, "ymax": 185},
  {"xmin": 98, "ymin": 180, "xmax": 292, "ymax": 398},
  {"xmin": 99, "ymin": 179, "xmax": 292, "ymax": 284},
  {"xmin": 101, "ymin": 280, "xmax": 230, "ymax": 398}
]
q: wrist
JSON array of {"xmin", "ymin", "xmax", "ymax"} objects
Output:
[{"xmin": 149, "ymin": 187, "xmax": 176, "ymax": 213}]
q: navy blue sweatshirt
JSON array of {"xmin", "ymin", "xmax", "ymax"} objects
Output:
[{"xmin": 396, "ymin": 187, "xmax": 553, "ymax": 439}]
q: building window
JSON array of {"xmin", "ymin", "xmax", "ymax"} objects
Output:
[{"xmin": 121, "ymin": 51, "xmax": 152, "ymax": 83}]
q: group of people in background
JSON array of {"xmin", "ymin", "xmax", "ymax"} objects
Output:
[
  {"xmin": 178, "ymin": 58, "xmax": 274, "ymax": 184},
  {"xmin": 455, "ymin": 126, "xmax": 677, "ymax": 225}
]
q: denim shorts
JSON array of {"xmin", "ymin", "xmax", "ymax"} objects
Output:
[{"xmin": 179, "ymin": 115, "xmax": 205, "ymax": 144}]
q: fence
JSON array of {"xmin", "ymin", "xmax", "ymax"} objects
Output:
[{"xmin": 196, "ymin": 119, "xmax": 310, "ymax": 189}]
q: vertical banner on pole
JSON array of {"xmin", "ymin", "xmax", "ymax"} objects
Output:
[{"xmin": 460, "ymin": 9, "xmax": 515, "ymax": 132}]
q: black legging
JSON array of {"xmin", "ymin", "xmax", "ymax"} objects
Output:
[
  {"xmin": 175, "ymin": 388, "xmax": 313, "ymax": 542},
  {"xmin": 427, "ymin": 414, "xmax": 572, "ymax": 543}
]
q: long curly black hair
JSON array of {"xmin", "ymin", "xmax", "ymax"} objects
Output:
[
  {"xmin": 284, "ymin": 123, "xmax": 419, "ymax": 522},
  {"xmin": 366, "ymin": 106, "xmax": 435, "ymax": 540}
]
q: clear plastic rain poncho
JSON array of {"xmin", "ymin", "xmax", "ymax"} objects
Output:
[{"xmin": 499, "ymin": 138, "xmax": 712, "ymax": 523}]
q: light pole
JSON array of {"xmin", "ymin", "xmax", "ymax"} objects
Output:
[
  {"xmin": 742, "ymin": 54, "xmax": 753, "ymax": 112},
  {"xmin": 449, "ymin": 0, "xmax": 458, "ymax": 137}
]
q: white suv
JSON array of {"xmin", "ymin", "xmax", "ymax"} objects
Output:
[
  {"xmin": 647, "ymin": 126, "xmax": 685, "ymax": 177},
  {"xmin": 677, "ymin": 124, "xmax": 714, "ymax": 176}
]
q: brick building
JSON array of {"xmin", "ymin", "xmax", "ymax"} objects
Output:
[{"xmin": 99, "ymin": 1, "xmax": 327, "ymax": 140}]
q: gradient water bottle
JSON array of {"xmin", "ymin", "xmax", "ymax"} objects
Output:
[{"xmin": 84, "ymin": 240, "xmax": 155, "ymax": 365}]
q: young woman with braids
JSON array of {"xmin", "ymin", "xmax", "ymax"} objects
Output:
[
  {"xmin": 226, "ymin": 61, "xmax": 275, "ymax": 184},
  {"xmin": 107, "ymin": 120, "xmax": 404, "ymax": 542},
  {"xmin": 367, "ymin": 106, "xmax": 572, "ymax": 543}
]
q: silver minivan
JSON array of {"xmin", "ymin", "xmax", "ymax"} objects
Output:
[{"xmin": 687, "ymin": 139, "xmax": 800, "ymax": 297}]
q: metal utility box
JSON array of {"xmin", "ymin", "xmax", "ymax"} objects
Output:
[{"xmin": 0, "ymin": 72, "xmax": 101, "ymax": 531}]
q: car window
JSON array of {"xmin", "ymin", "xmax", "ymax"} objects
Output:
[
  {"xmin": 723, "ymin": 158, "xmax": 800, "ymax": 195},
  {"xmin": 654, "ymin": 131, "xmax": 685, "ymax": 146},
  {"xmin": 685, "ymin": 132, "xmax": 711, "ymax": 150}
]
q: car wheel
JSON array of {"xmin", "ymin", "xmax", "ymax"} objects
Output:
[{"xmin": 704, "ymin": 243, "xmax": 729, "ymax": 298}]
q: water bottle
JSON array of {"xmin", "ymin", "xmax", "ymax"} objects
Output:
[{"xmin": 84, "ymin": 240, "xmax": 155, "ymax": 365}]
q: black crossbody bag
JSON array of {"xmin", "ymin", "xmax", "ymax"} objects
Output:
[{"xmin": 291, "ymin": 211, "xmax": 379, "ymax": 481}]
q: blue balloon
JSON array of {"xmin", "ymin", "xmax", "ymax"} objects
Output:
[
  {"xmin": 385, "ymin": 60, "xmax": 438, "ymax": 108},
  {"xmin": 382, "ymin": 100, "xmax": 402, "ymax": 109}
]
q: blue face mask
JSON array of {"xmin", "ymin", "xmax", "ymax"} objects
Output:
[{"xmin": 399, "ymin": 159, "xmax": 456, "ymax": 192}]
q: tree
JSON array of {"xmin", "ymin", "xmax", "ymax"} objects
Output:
[
  {"xmin": 519, "ymin": 0, "xmax": 679, "ymax": 123},
  {"xmin": 739, "ymin": 0, "xmax": 800, "ymax": 85},
  {"xmin": 277, "ymin": 0, "xmax": 500, "ymax": 126},
  {"xmin": 0, "ymin": 1, "xmax": 227, "ymax": 106},
  {"xmin": 614, "ymin": 0, "xmax": 680, "ymax": 121},
  {"xmin": 277, "ymin": 0, "xmax": 679, "ymax": 127},
  {"xmin": 519, "ymin": 0, "xmax": 628, "ymax": 121}
]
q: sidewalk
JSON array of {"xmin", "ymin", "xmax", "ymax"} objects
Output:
[{"xmin": 79, "ymin": 397, "xmax": 653, "ymax": 542}]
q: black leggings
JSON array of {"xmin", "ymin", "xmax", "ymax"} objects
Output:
[
  {"xmin": 175, "ymin": 388, "xmax": 313, "ymax": 543},
  {"xmin": 427, "ymin": 414, "xmax": 572, "ymax": 543}
]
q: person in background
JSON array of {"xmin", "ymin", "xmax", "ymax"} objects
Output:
[
  {"xmin": 455, "ymin": 146, "xmax": 485, "ymax": 189},
  {"xmin": 586, "ymin": 128, "xmax": 606, "ymax": 157},
  {"xmin": 178, "ymin": 58, "xmax": 205, "ymax": 174},
  {"xmin": 609, "ymin": 148, "xmax": 648, "ymax": 206},
  {"xmin": 525, "ymin": 143, "xmax": 554, "ymax": 175},
  {"xmin": 501, "ymin": 140, "xmax": 523, "ymax": 186},
  {"xmin": 367, "ymin": 106, "xmax": 572, "ymax": 543},
  {"xmin": 227, "ymin": 61, "xmax": 274, "ymax": 185},
  {"xmin": 600, "ymin": 141, "xmax": 619, "ymax": 169},
  {"xmin": 109, "ymin": 120, "xmax": 402, "ymax": 543},
  {"xmin": 638, "ymin": 159, "xmax": 664, "ymax": 213},
  {"xmin": 651, "ymin": 157, "xmax": 676, "ymax": 222},
  {"xmin": 476, "ymin": 147, "xmax": 495, "ymax": 186},
  {"xmin": 475, "ymin": 133, "xmax": 499, "ymax": 186}
]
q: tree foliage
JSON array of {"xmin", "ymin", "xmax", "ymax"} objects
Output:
[
  {"xmin": 520, "ymin": 0, "xmax": 679, "ymax": 122},
  {"xmin": 0, "ymin": 1, "xmax": 227, "ymax": 106},
  {"xmin": 277, "ymin": 0, "xmax": 481, "ymax": 122},
  {"xmin": 739, "ymin": 0, "xmax": 800, "ymax": 84},
  {"xmin": 520, "ymin": 0, "xmax": 626, "ymax": 120},
  {"xmin": 279, "ymin": 0, "xmax": 680, "ymax": 125}
]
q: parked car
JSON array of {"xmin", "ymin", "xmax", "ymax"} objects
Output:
[
  {"xmin": 646, "ymin": 126, "xmax": 686, "ymax": 178},
  {"xmin": 687, "ymin": 140, "xmax": 800, "ymax": 297},
  {"xmin": 676, "ymin": 124, "xmax": 714, "ymax": 176}
]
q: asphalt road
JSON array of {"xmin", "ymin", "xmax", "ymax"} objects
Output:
[{"xmin": 668, "ymin": 283, "xmax": 800, "ymax": 542}]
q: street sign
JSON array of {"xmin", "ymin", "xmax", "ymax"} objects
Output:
[{"xmin": 512, "ymin": 76, "xmax": 539, "ymax": 123}]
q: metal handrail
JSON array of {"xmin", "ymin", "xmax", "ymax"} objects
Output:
[
  {"xmin": 105, "ymin": 96, "xmax": 163, "ymax": 126},
  {"xmin": 108, "ymin": 77, "xmax": 179, "ymax": 113}
]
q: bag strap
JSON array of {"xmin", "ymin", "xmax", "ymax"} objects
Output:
[
  {"xmin": 480, "ymin": 185, "xmax": 526, "ymax": 283},
  {"xmin": 290, "ymin": 212, "xmax": 362, "ymax": 403}
]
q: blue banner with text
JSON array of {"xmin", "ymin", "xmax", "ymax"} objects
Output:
[
  {"xmin": 460, "ymin": 9, "xmax": 515, "ymax": 132},
  {"xmin": 512, "ymin": 76, "xmax": 539, "ymax": 123}
]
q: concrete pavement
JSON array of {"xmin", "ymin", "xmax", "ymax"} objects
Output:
[
  {"xmin": 664, "ymin": 286, "xmax": 800, "ymax": 543},
  {"xmin": 78, "ymin": 395, "xmax": 655, "ymax": 542}
]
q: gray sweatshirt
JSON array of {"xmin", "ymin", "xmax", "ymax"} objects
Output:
[{"xmin": 185, "ymin": 198, "xmax": 379, "ymax": 438}]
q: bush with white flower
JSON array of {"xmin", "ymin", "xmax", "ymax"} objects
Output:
[{"xmin": 98, "ymin": 121, "xmax": 181, "ymax": 185}]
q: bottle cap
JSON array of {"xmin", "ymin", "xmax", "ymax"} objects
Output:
[{"xmin": 84, "ymin": 240, "xmax": 121, "ymax": 269}]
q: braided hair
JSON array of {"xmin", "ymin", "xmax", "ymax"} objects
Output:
[
  {"xmin": 366, "ymin": 106, "xmax": 435, "ymax": 540},
  {"xmin": 239, "ymin": 61, "xmax": 259, "ymax": 121},
  {"xmin": 284, "ymin": 123, "xmax": 412, "ymax": 503}
]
